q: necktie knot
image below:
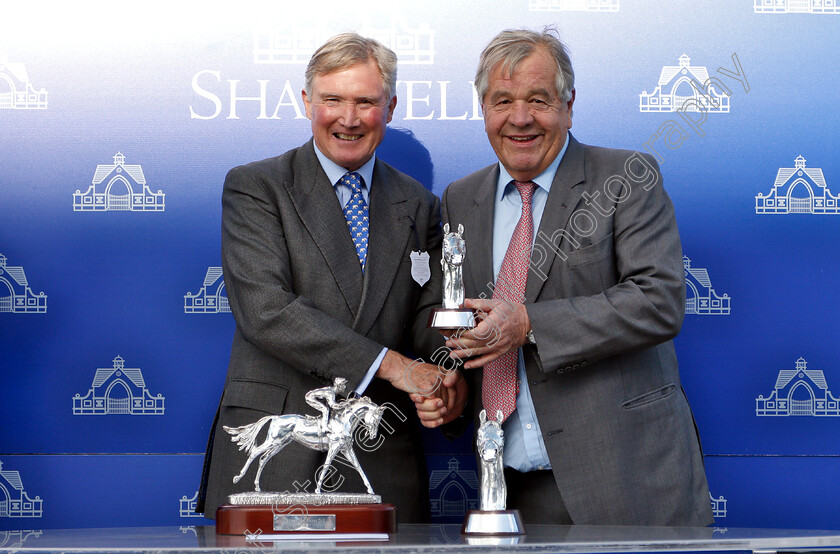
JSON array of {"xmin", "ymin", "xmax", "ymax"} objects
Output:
[
  {"xmin": 343, "ymin": 172, "xmax": 364, "ymax": 196},
  {"xmin": 513, "ymin": 180, "xmax": 536, "ymax": 208}
]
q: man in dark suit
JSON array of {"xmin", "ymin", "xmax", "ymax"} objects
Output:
[
  {"xmin": 198, "ymin": 32, "xmax": 466, "ymax": 523},
  {"xmin": 438, "ymin": 28, "xmax": 713, "ymax": 526}
]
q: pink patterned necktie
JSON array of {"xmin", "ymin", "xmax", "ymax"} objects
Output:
[{"xmin": 482, "ymin": 180, "xmax": 536, "ymax": 423}]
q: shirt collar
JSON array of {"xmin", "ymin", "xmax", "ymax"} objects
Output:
[
  {"xmin": 496, "ymin": 133, "xmax": 569, "ymax": 203},
  {"xmin": 313, "ymin": 142, "xmax": 376, "ymax": 190}
]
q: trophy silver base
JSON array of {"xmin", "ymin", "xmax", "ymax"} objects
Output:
[
  {"xmin": 216, "ymin": 501, "xmax": 395, "ymax": 536},
  {"xmin": 461, "ymin": 509, "xmax": 525, "ymax": 535},
  {"xmin": 427, "ymin": 308, "xmax": 475, "ymax": 330},
  {"xmin": 229, "ymin": 492, "xmax": 381, "ymax": 506}
]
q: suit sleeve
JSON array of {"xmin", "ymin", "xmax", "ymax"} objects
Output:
[
  {"xmin": 221, "ymin": 164, "xmax": 383, "ymax": 387},
  {"xmin": 526, "ymin": 155, "xmax": 685, "ymax": 374}
]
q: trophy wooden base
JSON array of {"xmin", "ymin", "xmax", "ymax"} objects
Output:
[
  {"xmin": 462, "ymin": 509, "xmax": 525, "ymax": 535},
  {"xmin": 216, "ymin": 503, "xmax": 396, "ymax": 536},
  {"xmin": 427, "ymin": 308, "xmax": 476, "ymax": 330}
]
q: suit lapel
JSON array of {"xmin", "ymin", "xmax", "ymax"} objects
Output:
[
  {"xmin": 461, "ymin": 166, "xmax": 498, "ymax": 299},
  {"xmin": 353, "ymin": 160, "xmax": 416, "ymax": 336},
  {"xmin": 285, "ymin": 140, "xmax": 364, "ymax": 316},
  {"xmin": 525, "ymin": 134, "xmax": 586, "ymax": 302}
]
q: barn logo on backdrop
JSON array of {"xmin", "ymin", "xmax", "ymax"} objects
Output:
[
  {"xmin": 73, "ymin": 153, "xmax": 165, "ymax": 212},
  {"xmin": 640, "ymin": 55, "xmax": 731, "ymax": 113},
  {"xmin": 684, "ymin": 256, "xmax": 731, "ymax": 315},
  {"xmin": 0, "ymin": 53, "xmax": 47, "ymax": 109},
  {"xmin": 756, "ymin": 358, "xmax": 840, "ymax": 416},
  {"xmin": 73, "ymin": 355, "xmax": 165, "ymax": 415},
  {"xmin": 179, "ymin": 492, "xmax": 203, "ymax": 518},
  {"xmin": 184, "ymin": 267, "xmax": 230, "ymax": 314},
  {"xmin": 428, "ymin": 458, "xmax": 479, "ymax": 521},
  {"xmin": 253, "ymin": 17, "xmax": 435, "ymax": 65},
  {"xmin": 754, "ymin": 0, "xmax": 840, "ymax": 13},
  {"xmin": 529, "ymin": 0, "xmax": 619, "ymax": 11},
  {"xmin": 0, "ymin": 254, "xmax": 47, "ymax": 314},
  {"xmin": 639, "ymin": 53, "xmax": 748, "ymax": 165},
  {"xmin": 710, "ymin": 492, "xmax": 727, "ymax": 519},
  {"xmin": 755, "ymin": 156, "xmax": 840, "ymax": 214},
  {"xmin": 0, "ymin": 461, "xmax": 43, "ymax": 518}
]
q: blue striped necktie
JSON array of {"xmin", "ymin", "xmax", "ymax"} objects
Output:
[{"xmin": 341, "ymin": 172, "xmax": 369, "ymax": 272}]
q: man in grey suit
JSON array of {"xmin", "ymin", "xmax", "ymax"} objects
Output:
[
  {"xmin": 438, "ymin": 28, "xmax": 713, "ymax": 526},
  {"xmin": 198, "ymin": 32, "xmax": 466, "ymax": 523}
]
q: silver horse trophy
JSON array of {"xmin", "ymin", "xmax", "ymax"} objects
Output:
[
  {"xmin": 427, "ymin": 223, "xmax": 476, "ymax": 329},
  {"xmin": 462, "ymin": 409, "xmax": 525, "ymax": 535},
  {"xmin": 216, "ymin": 378, "xmax": 396, "ymax": 536}
]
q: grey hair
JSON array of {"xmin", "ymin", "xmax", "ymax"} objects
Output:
[
  {"xmin": 305, "ymin": 32, "xmax": 398, "ymax": 101},
  {"xmin": 474, "ymin": 27, "xmax": 575, "ymax": 104}
]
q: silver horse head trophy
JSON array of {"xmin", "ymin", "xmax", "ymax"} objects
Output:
[
  {"xmin": 477, "ymin": 409, "xmax": 506, "ymax": 511},
  {"xmin": 442, "ymin": 223, "xmax": 466, "ymax": 309},
  {"xmin": 224, "ymin": 378, "xmax": 386, "ymax": 501},
  {"xmin": 462, "ymin": 409, "xmax": 525, "ymax": 536},
  {"xmin": 428, "ymin": 223, "xmax": 475, "ymax": 329}
]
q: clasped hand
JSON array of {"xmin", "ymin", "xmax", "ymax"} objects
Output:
[{"xmin": 378, "ymin": 350, "xmax": 468, "ymax": 429}]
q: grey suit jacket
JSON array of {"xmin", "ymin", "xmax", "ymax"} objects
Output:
[
  {"xmin": 199, "ymin": 140, "xmax": 443, "ymax": 522},
  {"xmin": 441, "ymin": 134, "xmax": 713, "ymax": 526}
]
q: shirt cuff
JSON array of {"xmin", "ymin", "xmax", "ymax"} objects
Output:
[{"xmin": 355, "ymin": 347, "xmax": 388, "ymax": 395}]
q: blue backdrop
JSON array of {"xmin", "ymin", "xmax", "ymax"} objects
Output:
[{"xmin": 2, "ymin": 0, "xmax": 840, "ymax": 531}]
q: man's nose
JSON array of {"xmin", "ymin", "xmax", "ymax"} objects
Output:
[
  {"xmin": 508, "ymin": 101, "xmax": 534, "ymax": 126},
  {"xmin": 338, "ymin": 102, "xmax": 359, "ymax": 126}
]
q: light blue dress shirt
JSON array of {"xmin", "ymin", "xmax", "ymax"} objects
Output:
[
  {"xmin": 313, "ymin": 144, "xmax": 385, "ymax": 394},
  {"xmin": 492, "ymin": 136, "xmax": 569, "ymax": 472}
]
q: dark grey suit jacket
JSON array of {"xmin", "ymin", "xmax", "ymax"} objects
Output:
[
  {"xmin": 441, "ymin": 134, "xmax": 713, "ymax": 526},
  {"xmin": 198, "ymin": 140, "xmax": 443, "ymax": 522}
]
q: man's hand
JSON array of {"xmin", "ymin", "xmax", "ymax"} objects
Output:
[
  {"xmin": 378, "ymin": 350, "xmax": 445, "ymax": 395},
  {"xmin": 377, "ymin": 350, "xmax": 467, "ymax": 428},
  {"xmin": 411, "ymin": 369, "xmax": 468, "ymax": 428},
  {"xmin": 443, "ymin": 298, "xmax": 531, "ymax": 369}
]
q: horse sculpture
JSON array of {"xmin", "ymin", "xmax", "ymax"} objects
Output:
[
  {"xmin": 224, "ymin": 395, "xmax": 386, "ymax": 494},
  {"xmin": 477, "ymin": 409, "xmax": 506, "ymax": 511},
  {"xmin": 441, "ymin": 223, "xmax": 466, "ymax": 309}
]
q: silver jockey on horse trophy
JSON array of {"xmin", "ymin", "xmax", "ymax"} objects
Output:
[{"xmin": 224, "ymin": 377, "xmax": 386, "ymax": 495}]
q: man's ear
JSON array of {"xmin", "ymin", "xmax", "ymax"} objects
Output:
[
  {"xmin": 302, "ymin": 89, "xmax": 313, "ymax": 120},
  {"xmin": 385, "ymin": 95, "xmax": 397, "ymax": 124}
]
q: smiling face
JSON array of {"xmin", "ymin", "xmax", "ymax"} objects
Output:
[
  {"xmin": 482, "ymin": 48, "xmax": 574, "ymax": 182},
  {"xmin": 302, "ymin": 60, "xmax": 397, "ymax": 171}
]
